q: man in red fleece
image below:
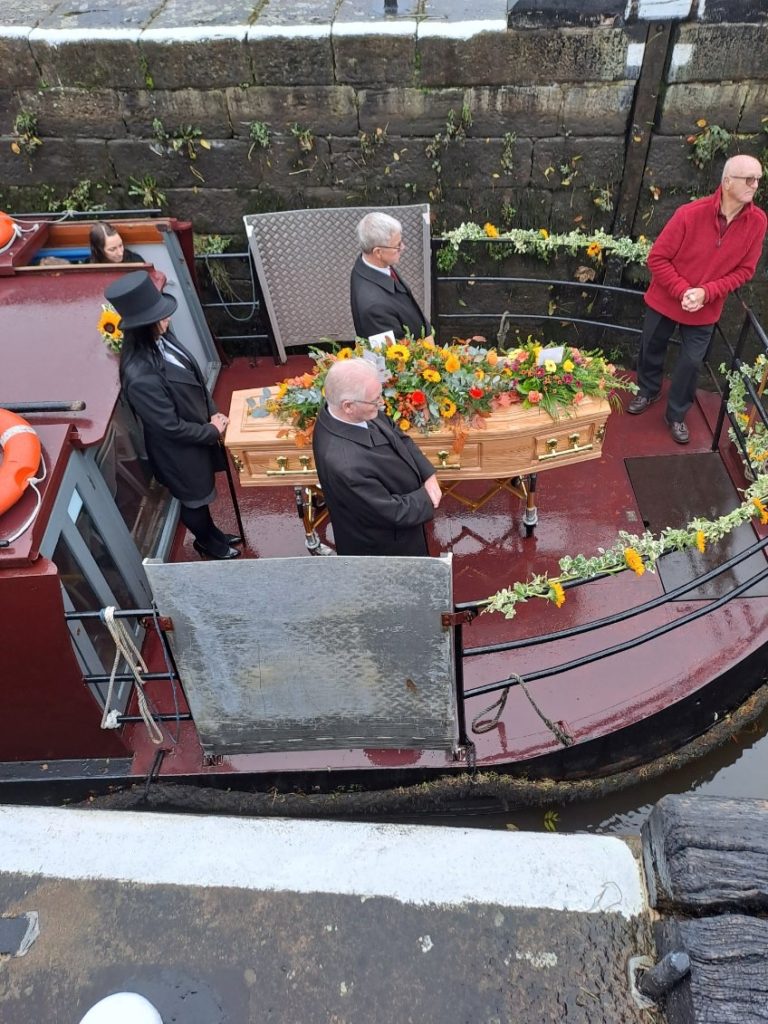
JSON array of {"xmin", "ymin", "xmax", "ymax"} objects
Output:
[{"xmin": 628, "ymin": 154, "xmax": 766, "ymax": 443}]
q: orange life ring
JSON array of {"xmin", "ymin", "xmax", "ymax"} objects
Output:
[
  {"xmin": 0, "ymin": 410, "xmax": 42, "ymax": 516},
  {"xmin": 0, "ymin": 212, "xmax": 18, "ymax": 252}
]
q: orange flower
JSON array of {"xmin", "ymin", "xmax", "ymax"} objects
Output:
[
  {"xmin": 486, "ymin": 349, "xmax": 499, "ymax": 366},
  {"xmin": 399, "ymin": 419, "xmax": 411, "ymax": 431},
  {"xmin": 624, "ymin": 547, "xmax": 645, "ymax": 576},
  {"xmin": 527, "ymin": 390, "xmax": 542, "ymax": 404},
  {"xmin": 696, "ymin": 530, "xmax": 706, "ymax": 553},
  {"xmin": 483, "ymin": 222, "xmax": 499, "ymax": 238},
  {"xmin": 444, "ymin": 354, "xmax": 461, "ymax": 373},
  {"xmin": 752, "ymin": 496, "xmax": 768, "ymax": 525},
  {"xmin": 539, "ymin": 228, "xmax": 549, "ymax": 239},
  {"xmin": 549, "ymin": 582, "xmax": 566, "ymax": 608},
  {"xmin": 586, "ymin": 241, "xmax": 602, "ymax": 259}
]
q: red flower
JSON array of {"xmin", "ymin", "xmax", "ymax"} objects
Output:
[
  {"xmin": 410, "ymin": 390, "xmax": 427, "ymax": 406},
  {"xmin": 469, "ymin": 386, "xmax": 484, "ymax": 399}
]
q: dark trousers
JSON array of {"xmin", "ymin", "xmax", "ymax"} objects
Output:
[
  {"xmin": 179, "ymin": 503, "xmax": 230, "ymax": 556},
  {"xmin": 637, "ymin": 308, "xmax": 715, "ymax": 422}
]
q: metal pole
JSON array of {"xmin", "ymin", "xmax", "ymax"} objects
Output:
[
  {"xmin": 221, "ymin": 443, "xmax": 246, "ymax": 544},
  {"xmin": 1, "ymin": 401, "xmax": 86, "ymax": 413}
]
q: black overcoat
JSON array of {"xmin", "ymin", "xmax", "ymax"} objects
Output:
[
  {"xmin": 312, "ymin": 405, "xmax": 436, "ymax": 556},
  {"xmin": 350, "ymin": 254, "xmax": 431, "ymax": 340},
  {"xmin": 120, "ymin": 330, "xmax": 224, "ymax": 504}
]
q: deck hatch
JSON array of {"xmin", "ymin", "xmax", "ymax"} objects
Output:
[{"xmin": 144, "ymin": 554, "xmax": 458, "ymax": 755}]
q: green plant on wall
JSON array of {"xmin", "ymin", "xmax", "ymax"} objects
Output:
[
  {"xmin": 359, "ymin": 125, "xmax": 388, "ymax": 162},
  {"xmin": 44, "ymin": 179, "xmax": 106, "ymax": 213},
  {"xmin": 128, "ymin": 175, "xmax": 167, "ymax": 209},
  {"xmin": 500, "ymin": 131, "xmax": 517, "ymax": 174},
  {"xmin": 247, "ymin": 121, "xmax": 271, "ymax": 160},
  {"xmin": 687, "ymin": 119, "xmax": 732, "ymax": 170},
  {"xmin": 151, "ymin": 118, "xmax": 211, "ymax": 181},
  {"xmin": 194, "ymin": 233, "xmax": 236, "ymax": 299},
  {"xmin": 10, "ymin": 111, "xmax": 43, "ymax": 166},
  {"xmin": 591, "ymin": 184, "xmax": 614, "ymax": 212},
  {"xmin": 289, "ymin": 123, "xmax": 315, "ymax": 153},
  {"xmin": 424, "ymin": 105, "xmax": 473, "ymax": 202}
]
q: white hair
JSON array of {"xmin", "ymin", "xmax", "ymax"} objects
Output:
[
  {"xmin": 357, "ymin": 212, "xmax": 402, "ymax": 252},
  {"xmin": 324, "ymin": 358, "xmax": 379, "ymax": 409}
]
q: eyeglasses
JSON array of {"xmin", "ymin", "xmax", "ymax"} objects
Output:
[
  {"xmin": 728, "ymin": 175, "xmax": 762, "ymax": 187},
  {"xmin": 347, "ymin": 396, "xmax": 383, "ymax": 407},
  {"xmin": 377, "ymin": 243, "xmax": 405, "ymax": 251}
]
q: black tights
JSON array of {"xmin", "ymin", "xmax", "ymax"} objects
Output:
[{"xmin": 179, "ymin": 504, "xmax": 230, "ymax": 557}]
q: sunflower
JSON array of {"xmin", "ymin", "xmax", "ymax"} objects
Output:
[
  {"xmin": 336, "ymin": 347, "xmax": 355, "ymax": 360},
  {"xmin": 549, "ymin": 582, "xmax": 566, "ymax": 608},
  {"xmin": 444, "ymin": 354, "xmax": 461, "ymax": 373},
  {"xmin": 386, "ymin": 343, "xmax": 411, "ymax": 363},
  {"xmin": 624, "ymin": 547, "xmax": 645, "ymax": 575},
  {"xmin": 422, "ymin": 368, "xmax": 441, "ymax": 383},
  {"xmin": 399, "ymin": 418, "xmax": 411, "ymax": 431},
  {"xmin": 97, "ymin": 308, "xmax": 122, "ymax": 336},
  {"xmin": 439, "ymin": 398, "xmax": 457, "ymax": 418}
]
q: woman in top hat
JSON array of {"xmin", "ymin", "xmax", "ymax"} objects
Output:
[{"xmin": 104, "ymin": 270, "xmax": 241, "ymax": 560}]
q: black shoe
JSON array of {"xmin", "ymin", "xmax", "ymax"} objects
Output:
[
  {"xmin": 664, "ymin": 415, "xmax": 689, "ymax": 445},
  {"xmin": 223, "ymin": 533, "xmax": 243, "ymax": 546},
  {"xmin": 193, "ymin": 540, "xmax": 241, "ymax": 560},
  {"xmin": 627, "ymin": 393, "xmax": 661, "ymax": 415}
]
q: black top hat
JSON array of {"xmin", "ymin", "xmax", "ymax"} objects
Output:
[{"xmin": 104, "ymin": 270, "xmax": 177, "ymax": 329}]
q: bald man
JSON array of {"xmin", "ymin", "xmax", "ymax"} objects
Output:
[
  {"xmin": 312, "ymin": 358, "xmax": 441, "ymax": 556},
  {"xmin": 629, "ymin": 154, "xmax": 767, "ymax": 443}
]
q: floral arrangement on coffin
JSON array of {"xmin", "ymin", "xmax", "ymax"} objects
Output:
[
  {"xmin": 97, "ymin": 305, "xmax": 123, "ymax": 354},
  {"xmin": 255, "ymin": 335, "xmax": 636, "ymax": 446}
]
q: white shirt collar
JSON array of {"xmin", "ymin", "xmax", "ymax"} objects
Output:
[{"xmin": 362, "ymin": 255, "xmax": 391, "ymax": 277}]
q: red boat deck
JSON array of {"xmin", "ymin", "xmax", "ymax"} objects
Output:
[{"xmin": 125, "ymin": 355, "xmax": 768, "ymax": 783}]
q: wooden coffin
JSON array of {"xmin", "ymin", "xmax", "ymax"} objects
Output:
[{"xmin": 225, "ymin": 387, "xmax": 611, "ymax": 487}]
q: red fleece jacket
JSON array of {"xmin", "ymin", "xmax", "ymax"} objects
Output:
[{"xmin": 644, "ymin": 187, "xmax": 767, "ymax": 325}]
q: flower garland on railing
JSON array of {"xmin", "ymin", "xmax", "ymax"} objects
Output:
[
  {"xmin": 482, "ymin": 354, "xmax": 768, "ymax": 619},
  {"xmin": 436, "ymin": 223, "xmax": 652, "ymax": 273}
]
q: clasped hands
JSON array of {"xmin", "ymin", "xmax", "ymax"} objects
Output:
[
  {"xmin": 681, "ymin": 287, "xmax": 706, "ymax": 313},
  {"xmin": 210, "ymin": 412, "xmax": 229, "ymax": 436},
  {"xmin": 424, "ymin": 474, "xmax": 442, "ymax": 509}
]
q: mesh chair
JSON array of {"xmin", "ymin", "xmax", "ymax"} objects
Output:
[{"xmin": 244, "ymin": 204, "xmax": 431, "ymax": 362}]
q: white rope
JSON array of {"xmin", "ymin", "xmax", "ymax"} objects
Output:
[
  {"xmin": 100, "ymin": 607, "xmax": 164, "ymax": 745},
  {"xmin": 0, "ymin": 449, "xmax": 47, "ymax": 546}
]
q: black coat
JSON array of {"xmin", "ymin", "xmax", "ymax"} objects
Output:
[
  {"xmin": 120, "ymin": 330, "xmax": 224, "ymax": 504},
  {"xmin": 350, "ymin": 254, "xmax": 431, "ymax": 340},
  {"xmin": 312, "ymin": 405, "xmax": 436, "ymax": 556}
]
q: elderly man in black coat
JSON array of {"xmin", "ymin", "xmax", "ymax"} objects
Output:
[
  {"xmin": 350, "ymin": 212, "xmax": 432, "ymax": 342},
  {"xmin": 312, "ymin": 358, "xmax": 441, "ymax": 556}
]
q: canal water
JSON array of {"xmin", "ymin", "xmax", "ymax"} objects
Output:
[{"xmin": 439, "ymin": 700, "xmax": 768, "ymax": 835}]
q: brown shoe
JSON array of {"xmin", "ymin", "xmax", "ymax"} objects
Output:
[
  {"xmin": 664, "ymin": 416, "xmax": 689, "ymax": 445},
  {"xmin": 627, "ymin": 393, "xmax": 661, "ymax": 415}
]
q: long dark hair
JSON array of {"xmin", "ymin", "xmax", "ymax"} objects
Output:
[
  {"xmin": 118, "ymin": 323, "xmax": 162, "ymax": 383},
  {"xmin": 90, "ymin": 222, "xmax": 120, "ymax": 262}
]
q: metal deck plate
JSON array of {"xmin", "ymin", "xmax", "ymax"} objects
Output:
[{"xmin": 144, "ymin": 555, "xmax": 457, "ymax": 755}]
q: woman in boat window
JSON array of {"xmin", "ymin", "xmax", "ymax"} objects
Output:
[
  {"xmin": 104, "ymin": 271, "xmax": 242, "ymax": 560},
  {"xmin": 90, "ymin": 222, "xmax": 144, "ymax": 265}
]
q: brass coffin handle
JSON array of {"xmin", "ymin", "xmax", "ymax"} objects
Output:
[
  {"xmin": 538, "ymin": 433, "xmax": 594, "ymax": 462},
  {"xmin": 266, "ymin": 454, "xmax": 316, "ymax": 476},
  {"xmin": 434, "ymin": 449, "xmax": 462, "ymax": 471}
]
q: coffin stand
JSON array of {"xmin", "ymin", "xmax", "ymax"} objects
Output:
[{"xmin": 226, "ymin": 388, "xmax": 612, "ymax": 551}]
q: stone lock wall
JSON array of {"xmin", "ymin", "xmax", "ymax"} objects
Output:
[{"xmin": 0, "ymin": 0, "xmax": 766, "ymax": 329}]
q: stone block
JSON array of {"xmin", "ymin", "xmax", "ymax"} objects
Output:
[
  {"xmin": 669, "ymin": 24, "xmax": 768, "ymax": 83},
  {"xmin": 0, "ymin": 35, "xmax": 40, "ymax": 89},
  {"xmin": 418, "ymin": 27, "xmax": 631, "ymax": 87},
  {"xmin": 506, "ymin": 0, "xmax": 628, "ymax": 27},
  {"xmin": 29, "ymin": 36, "xmax": 146, "ymax": 89},
  {"xmin": 659, "ymin": 82, "xmax": 751, "ymax": 135},
  {"xmin": 0, "ymin": 136, "xmax": 113, "ymax": 187},
  {"xmin": 741, "ymin": 82, "xmax": 768, "ymax": 132},
  {"xmin": 227, "ymin": 86, "xmax": 358, "ymax": 137},
  {"xmin": 333, "ymin": 29, "xmax": 418, "ymax": 87},
  {"xmin": 328, "ymin": 135, "xmax": 427, "ymax": 192},
  {"xmin": 108, "ymin": 138, "xmax": 201, "ymax": 190},
  {"xmin": 643, "ymin": 134, "xmax": 715, "ymax": 190},
  {"xmin": 335, "ymin": 0, "xmax": 420, "ymax": 19},
  {"xmin": 15, "ymin": 87, "xmax": 126, "ymax": 139},
  {"xmin": 440, "ymin": 137, "xmax": 532, "ymax": 188},
  {"xmin": 463, "ymin": 85, "xmax": 561, "ymax": 137},
  {"xmin": 247, "ymin": 31, "xmax": 334, "ymax": 87},
  {"xmin": 165, "ymin": 187, "xmax": 252, "ymax": 235},
  {"xmin": 36, "ymin": 0, "xmax": 156, "ymax": 30},
  {"xmin": 144, "ymin": 0, "xmax": 253, "ymax": 28},
  {"xmin": 0, "ymin": 2, "xmax": 65, "ymax": 28},
  {"xmin": 120, "ymin": 89, "xmax": 231, "ymax": 138},
  {"xmin": 358, "ymin": 87, "xmax": 467, "ymax": 136},
  {"xmin": 139, "ymin": 33, "xmax": 251, "ymax": 91},
  {"xmin": 532, "ymin": 138, "xmax": 625, "ymax": 190},
  {"xmin": 560, "ymin": 82, "xmax": 635, "ymax": 136}
]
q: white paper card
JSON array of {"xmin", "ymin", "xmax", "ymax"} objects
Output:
[
  {"xmin": 537, "ymin": 345, "xmax": 565, "ymax": 366},
  {"xmin": 367, "ymin": 330, "xmax": 396, "ymax": 350}
]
